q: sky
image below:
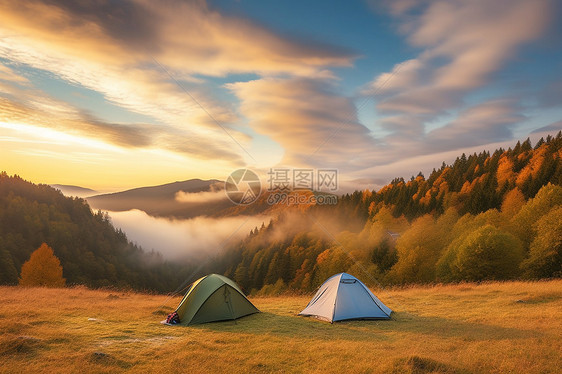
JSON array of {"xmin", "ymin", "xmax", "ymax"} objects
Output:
[{"xmin": 1, "ymin": 0, "xmax": 561, "ymax": 192}]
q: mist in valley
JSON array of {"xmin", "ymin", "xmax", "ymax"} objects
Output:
[{"xmin": 106, "ymin": 209, "xmax": 270, "ymax": 260}]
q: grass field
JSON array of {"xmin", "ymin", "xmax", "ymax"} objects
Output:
[{"xmin": 0, "ymin": 280, "xmax": 560, "ymax": 373}]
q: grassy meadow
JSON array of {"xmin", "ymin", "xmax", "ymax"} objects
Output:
[{"xmin": 0, "ymin": 280, "xmax": 560, "ymax": 373}]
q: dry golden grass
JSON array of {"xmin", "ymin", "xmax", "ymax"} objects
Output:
[{"xmin": 0, "ymin": 280, "xmax": 560, "ymax": 373}]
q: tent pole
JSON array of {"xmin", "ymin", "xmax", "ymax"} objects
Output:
[{"xmin": 224, "ymin": 286, "xmax": 237, "ymax": 324}]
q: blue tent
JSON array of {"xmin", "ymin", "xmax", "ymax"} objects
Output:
[{"xmin": 299, "ymin": 273, "xmax": 392, "ymax": 322}]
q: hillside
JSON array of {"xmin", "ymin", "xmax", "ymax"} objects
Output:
[
  {"xmin": 220, "ymin": 134, "xmax": 562, "ymax": 293},
  {"xmin": 1, "ymin": 280, "xmax": 560, "ymax": 373},
  {"xmin": 0, "ymin": 173, "xmax": 198, "ymax": 291},
  {"xmin": 50, "ymin": 185, "xmax": 99, "ymax": 198},
  {"xmin": 86, "ymin": 179, "xmax": 231, "ymax": 219}
]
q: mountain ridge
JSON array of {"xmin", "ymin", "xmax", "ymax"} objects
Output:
[
  {"xmin": 86, "ymin": 178, "xmax": 230, "ymax": 219},
  {"xmin": 50, "ymin": 184, "xmax": 98, "ymax": 198}
]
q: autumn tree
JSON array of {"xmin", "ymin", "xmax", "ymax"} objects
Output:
[
  {"xmin": 313, "ymin": 248, "xmax": 351, "ymax": 286},
  {"xmin": 438, "ymin": 225, "xmax": 523, "ymax": 281},
  {"xmin": 19, "ymin": 243, "xmax": 66, "ymax": 287},
  {"xmin": 510, "ymin": 183, "xmax": 562, "ymax": 249},
  {"xmin": 500, "ymin": 188, "xmax": 526, "ymax": 217},
  {"xmin": 521, "ymin": 206, "xmax": 562, "ymax": 278},
  {"xmin": 389, "ymin": 215, "xmax": 441, "ymax": 283}
]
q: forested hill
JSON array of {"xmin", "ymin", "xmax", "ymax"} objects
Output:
[
  {"xmin": 0, "ymin": 173, "xmax": 193, "ymax": 291},
  {"xmin": 220, "ymin": 133, "xmax": 562, "ymax": 294},
  {"xmin": 333, "ymin": 133, "xmax": 562, "ymax": 222}
]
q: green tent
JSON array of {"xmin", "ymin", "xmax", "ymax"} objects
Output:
[{"xmin": 174, "ymin": 274, "xmax": 259, "ymax": 325}]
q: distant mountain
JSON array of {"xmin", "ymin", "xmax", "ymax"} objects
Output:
[
  {"xmin": 50, "ymin": 184, "xmax": 98, "ymax": 198},
  {"xmin": 86, "ymin": 179, "xmax": 234, "ymax": 219},
  {"xmin": 87, "ymin": 177, "xmax": 338, "ymax": 220}
]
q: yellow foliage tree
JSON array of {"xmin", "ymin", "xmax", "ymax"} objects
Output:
[
  {"xmin": 501, "ymin": 188, "xmax": 526, "ymax": 217},
  {"xmin": 516, "ymin": 146, "xmax": 547, "ymax": 186},
  {"xmin": 521, "ymin": 206, "xmax": 562, "ymax": 278},
  {"xmin": 438, "ymin": 225, "xmax": 524, "ymax": 281},
  {"xmin": 496, "ymin": 154, "xmax": 515, "ymax": 188},
  {"xmin": 19, "ymin": 243, "xmax": 66, "ymax": 287},
  {"xmin": 390, "ymin": 215, "xmax": 443, "ymax": 283},
  {"xmin": 510, "ymin": 183, "xmax": 562, "ymax": 248}
]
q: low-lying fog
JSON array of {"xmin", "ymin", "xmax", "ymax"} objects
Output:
[{"xmin": 106, "ymin": 209, "xmax": 269, "ymax": 260}]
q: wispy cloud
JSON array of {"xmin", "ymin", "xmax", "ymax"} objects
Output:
[
  {"xmin": 228, "ymin": 77, "xmax": 377, "ymax": 170},
  {"xmin": 372, "ymin": 0, "xmax": 550, "ymax": 119},
  {"xmin": 0, "ymin": 66, "xmax": 245, "ymax": 161},
  {"xmin": 0, "ymin": 0, "xmax": 355, "ymax": 164},
  {"xmin": 0, "ymin": 63, "xmax": 29, "ymax": 85},
  {"xmin": 425, "ymin": 99, "xmax": 525, "ymax": 150},
  {"xmin": 360, "ymin": 0, "xmax": 553, "ymax": 167},
  {"xmin": 531, "ymin": 121, "xmax": 562, "ymax": 134}
]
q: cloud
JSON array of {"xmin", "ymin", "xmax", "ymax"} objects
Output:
[
  {"xmin": 531, "ymin": 121, "xmax": 562, "ymax": 134},
  {"xmin": 355, "ymin": 0, "xmax": 554, "ymax": 174},
  {"xmin": 0, "ymin": 0, "xmax": 355, "ymax": 164},
  {"xmin": 425, "ymin": 100, "xmax": 525, "ymax": 150},
  {"xmin": 228, "ymin": 77, "xmax": 377, "ymax": 170},
  {"xmin": 0, "ymin": 54, "xmax": 246, "ymax": 161},
  {"xmin": 175, "ymin": 190, "xmax": 226, "ymax": 204},
  {"xmin": 106, "ymin": 209, "xmax": 269, "ymax": 260},
  {"xmin": 365, "ymin": 59, "xmax": 425, "ymax": 96},
  {"xmin": 0, "ymin": 63, "xmax": 29, "ymax": 85},
  {"xmin": 0, "ymin": 91, "xmax": 244, "ymax": 161},
  {"xmin": 373, "ymin": 0, "xmax": 551, "ymax": 120},
  {"xmin": 0, "ymin": 0, "xmax": 354, "ymax": 77},
  {"xmin": 538, "ymin": 80, "xmax": 562, "ymax": 108},
  {"xmin": 175, "ymin": 182, "xmax": 226, "ymax": 204},
  {"xmin": 227, "ymin": 74, "xmax": 533, "ymax": 178}
]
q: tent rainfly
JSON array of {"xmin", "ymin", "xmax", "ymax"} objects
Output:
[
  {"xmin": 173, "ymin": 274, "xmax": 259, "ymax": 325},
  {"xmin": 299, "ymin": 273, "xmax": 392, "ymax": 322}
]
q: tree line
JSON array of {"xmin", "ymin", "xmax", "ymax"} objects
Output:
[{"xmin": 220, "ymin": 133, "xmax": 562, "ymax": 294}]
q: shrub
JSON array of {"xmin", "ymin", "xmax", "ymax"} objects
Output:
[
  {"xmin": 19, "ymin": 243, "xmax": 66, "ymax": 287},
  {"xmin": 438, "ymin": 225, "xmax": 523, "ymax": 281}
]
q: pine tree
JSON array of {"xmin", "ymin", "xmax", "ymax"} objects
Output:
[
  {"xmin": 19, "ymin": 243, "xmax": 66, "ymax": 287},
  {"xmin": 0, "ymin": 249, "xmax": 18, "ymax": 284}
]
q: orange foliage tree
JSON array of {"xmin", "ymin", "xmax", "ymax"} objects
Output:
[{"xmin": 19, "ymin": 243, "xmax": 66, "ymax": 287}]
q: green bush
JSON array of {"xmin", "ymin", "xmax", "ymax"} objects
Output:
[
  {"xmin": 438, "ymin": 225, "xmax": 524, "ymax": 281},
  {"xmin": 521, "ymin": 206, "xmax": 562, "ymax": 278}
]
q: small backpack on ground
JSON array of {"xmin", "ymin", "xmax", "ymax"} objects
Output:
[{"xmin": 166, "ymin": 311, "xmax": 180, "ymax": 324}]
